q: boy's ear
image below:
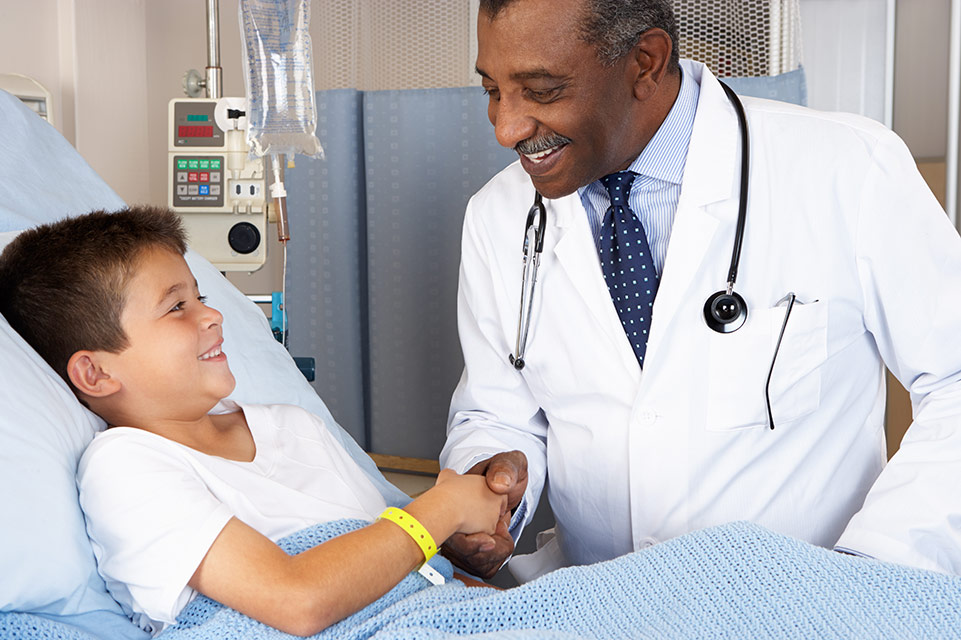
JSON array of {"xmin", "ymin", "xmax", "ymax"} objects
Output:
[{"xmin": 67, "ymin": 351, "xmax": 121, "ymax": 398}]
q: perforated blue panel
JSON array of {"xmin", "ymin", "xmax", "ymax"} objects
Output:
[
  {"xmin": 363, "ymin": 87, "xmax": 516, "ymax": 457},
  {"xmin": 284, "ymin": 89, "xmax": 368, "ymax": 446}
]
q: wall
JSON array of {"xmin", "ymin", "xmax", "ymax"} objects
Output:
[
  {"xmin": 1, "ymin": 0, "xmax": 477, "ymax": 206},
  {"xmin": 893, "ymin": 0, "xmax": 951, "ymax": 159},
  {"xmin": 800, "ymin": 0, "xmax": 891, "ymax": 124},
  {"xmin": 0, "ymin": 0, "xmax": 66, "ymax": 138},
  {"xmin": 4, "ymin": 1, "xmax": 954, "ymax": 216},
  {"xmin": 0, "ymin": 0, "xmax": 152, "ymax": 204}
]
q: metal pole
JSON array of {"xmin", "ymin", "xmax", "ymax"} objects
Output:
[
  {"xmin": 205, "ymin": 0, "xmax": 223, "ymax": 99},
  {"xmin": 947, "ymin": 0, "xmax": 960, "ymax": 228},
  {"xmin": 884, "ymin": 0, "xmax": 897, "ymax": 130}
]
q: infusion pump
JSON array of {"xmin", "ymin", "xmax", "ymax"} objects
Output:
[{"xmin": 168, "ymin": 97, "xmax": 267, "ymax": 271}]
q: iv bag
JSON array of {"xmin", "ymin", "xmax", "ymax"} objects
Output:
[{"xmin": 239, "ymin": 0, "xmax": 324, "ymax": 159}]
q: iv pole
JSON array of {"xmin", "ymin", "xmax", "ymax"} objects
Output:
[
  {"xmin": 182, "ymin": 0, "xmax": 223, "ymax": 100},
  {"xmin": 205, "ymin": 0, "xmax": 223, "ymax": 100},
  {"xmin": 947, "ymin": 0, "xmax": 960, "ymax": 229}
]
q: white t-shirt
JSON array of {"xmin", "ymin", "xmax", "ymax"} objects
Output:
[{"xmin": 77, "ymin": 402, "xmax": 389, "ymax": 635}]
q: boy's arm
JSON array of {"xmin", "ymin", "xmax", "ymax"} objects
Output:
[{"xmin": 189, "ymin": 469, "xmax": 505, "ymax": 637}]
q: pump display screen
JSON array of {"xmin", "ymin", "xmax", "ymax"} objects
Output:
[
  {"xmin": 178, "ymin": 125, "xmax": 214, "ymax": 138},
  {"xmin": 172, "ymin": 101, "xmax": 223, "ymax": 147}
]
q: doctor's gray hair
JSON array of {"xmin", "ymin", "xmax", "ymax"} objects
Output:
[{"xmin": 478, "ymin": 0, "xmax": 679, "ymax": 70}]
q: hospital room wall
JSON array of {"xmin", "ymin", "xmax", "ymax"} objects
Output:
[
  {"xmin": 0, "ymin": 0, "xmax": 480, "ymax": 235},
  {"xmin": 0, "ymin": 0, "xmax": 153, "ymax": 205},
  {"xmin": 1, "ymin": 0, "xmax": 953, "ymax": 199}
]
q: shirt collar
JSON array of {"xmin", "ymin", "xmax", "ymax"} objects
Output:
[{"xmin": 626, "ymin": 64, "xmax": 699, "ymax": 186}]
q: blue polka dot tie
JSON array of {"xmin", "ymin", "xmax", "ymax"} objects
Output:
[{"xmin": 599, "ymin": 171, "xmax": 658, "ymax": 367}]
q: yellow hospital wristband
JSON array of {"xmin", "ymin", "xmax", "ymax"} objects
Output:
[{"xmin": 378, "ymin": 507, "xmax": 438, "ymax": 563}]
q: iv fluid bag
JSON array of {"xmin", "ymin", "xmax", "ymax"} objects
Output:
[{"xmin": 240, "ymin": 0, "xmax": 324, "ymax": 159}]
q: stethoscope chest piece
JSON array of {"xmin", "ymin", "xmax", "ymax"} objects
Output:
[
  {"xmin": 703, "ymin": 289, "xmax": 747, "ymax": 333},
  {"xmin": 703, "ymin": 81, "xmax": 751, "ymax": 335}
]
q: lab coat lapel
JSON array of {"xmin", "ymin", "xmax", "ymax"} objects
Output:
[
  {"xmin": 550, "ymin": 193, "xmax": 642, "ymax": 379},
  {"xmin": 644, "ymin": 65, "xmax": 740, "ymax": 367}
]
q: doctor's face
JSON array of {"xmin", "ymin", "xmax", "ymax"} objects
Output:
[{"xmin": 476, "ymin": 0, "xmax": 643, "ymax": 199}]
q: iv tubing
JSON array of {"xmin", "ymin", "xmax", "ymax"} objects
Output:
[
  {"xmin": 269, "ymin": 153, "xmax": 290, "ymax": 346},
  {"xmin": 282, "ymin": 241, "xmax": 288, "ymax": 347},
  {"xmin": 270, "ymin": 154, "xmax": 290, "ymax": 243}
]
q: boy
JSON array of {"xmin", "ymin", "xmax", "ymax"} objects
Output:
[{"xmin": 0, "ymin": 207, "xmax": 507, "ymax": 637}]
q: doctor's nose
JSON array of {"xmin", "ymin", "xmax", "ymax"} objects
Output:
[{"xmin": 491, "ymin": 97, "xmax": 537, "ymax": 150}]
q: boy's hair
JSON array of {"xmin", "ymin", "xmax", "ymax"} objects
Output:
[{"xmin": 0, "ymin": 206, "xmax": 188, "ymax": 387}]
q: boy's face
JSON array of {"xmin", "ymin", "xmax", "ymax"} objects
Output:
[{"xmin": 100, "ymin": 247, "xmax": 236, "ymax": 423}]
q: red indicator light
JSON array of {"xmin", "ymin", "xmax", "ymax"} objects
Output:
[{"xmin": 178, "ymin": 125, "xmax": 214, "ymax": 138}]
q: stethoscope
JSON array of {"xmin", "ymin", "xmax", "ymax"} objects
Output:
[{"xmin": 509, "ymin": 82, "xmax": 750, "ymax": 371}]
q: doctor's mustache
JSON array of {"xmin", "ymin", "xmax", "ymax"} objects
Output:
[{"xmin": 515, "ymin": 132, "xmax": 573, "ymax": 155}]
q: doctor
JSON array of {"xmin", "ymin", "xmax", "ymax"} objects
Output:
[{"xmin": 440, "ymin": 0, "xmax": 961, "ymax": 581}]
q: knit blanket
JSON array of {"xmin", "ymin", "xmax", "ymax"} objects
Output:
[
  {"xmin": 6, "ymin": 518, "xmax": 961, "ymax": 640},
  {"xmin": 161, "ymin": 518, "xmax": 961, "ymax": 640}
]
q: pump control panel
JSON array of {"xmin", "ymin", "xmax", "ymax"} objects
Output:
[{"xmin": 168, "ymin": 97, "xmax": 267, "ymax": 271}]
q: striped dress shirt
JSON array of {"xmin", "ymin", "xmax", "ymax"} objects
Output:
[{"xmin": 578, "ymin": 67, "xmax": 699, "ymax": 276}]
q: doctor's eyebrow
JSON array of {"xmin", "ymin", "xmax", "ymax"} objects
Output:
[{"xmin": 475, "ymin": 66, "xmax": 566, "ymax": 82}]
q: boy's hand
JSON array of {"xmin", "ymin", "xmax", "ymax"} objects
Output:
[
  {"xmin": 440, "ymin": 451, "xmax": 528, "ymax": 579},
  {"xmin": 433, "ymin": 468, "xmax": 508, "ymax": 535}
]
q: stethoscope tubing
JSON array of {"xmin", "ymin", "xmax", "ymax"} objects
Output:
[
  {"xmin": 510, "ymin": 192, "xmax": 546, "ymax": 370},
  {"xmin": 718, "ymin": 81, "xmax": 750, "ymax": 291}
]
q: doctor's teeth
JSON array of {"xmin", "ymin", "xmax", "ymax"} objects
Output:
[{"xmin": 525, "ymin": 147, "xmax": 556, "ymax": 162}]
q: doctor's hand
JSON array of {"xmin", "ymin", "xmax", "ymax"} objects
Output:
[{"xmin": 440, "ymin": 451, "xmax": 528, "ymax": 579}]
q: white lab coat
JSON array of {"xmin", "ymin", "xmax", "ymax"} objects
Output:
[{"xmin": 441, "ymin": 61, "xmax": 961, "ymax": 577}]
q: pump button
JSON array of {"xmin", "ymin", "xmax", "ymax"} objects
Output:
[{"xmin": 228, "ymin": 222, "xmax": 260, "ymax": 255}]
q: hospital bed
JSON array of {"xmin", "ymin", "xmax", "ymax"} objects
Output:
[
  {"xmin": 0, "ymin": 71, "xmax": 813, "ymax": 639},
  {"xmin": 0, "ymin": 87, "xmax": 410, "ymax": 640}
]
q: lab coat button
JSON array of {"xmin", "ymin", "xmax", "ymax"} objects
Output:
[
  {"xmin": 638, "ymin": 537, "xmax": 658, "ymax": 549},
  {"xmin": 637, "ymin": 409, "xmax": 657, "ymax": 426}
]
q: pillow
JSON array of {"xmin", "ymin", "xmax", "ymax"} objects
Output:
[
  {"xmin": 0, "ymin": 313, "xmax": 143, "ymax": 633},
  {"xmin": 0, "ymin": 90, "xmax": 407, "ymax": 638},
  {"xmin": 0, "ymin": 91, "xmax": 125, "ymax": 232},
  {"xmin": 0, "ymin": 94, "xmax": 148, "ymax": 640}
]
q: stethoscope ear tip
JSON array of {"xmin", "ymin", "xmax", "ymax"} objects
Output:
[{"xmin": 508, "ymin": 354, "xmax": 526, "ymax": 370}]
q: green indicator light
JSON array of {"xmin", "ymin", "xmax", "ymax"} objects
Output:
[
  {"xmin": 177, "ymin": 159, "xmax": 188, "ymax": 169},
  {"xmin": 187, "ymin": 114, "xmax": 209, "ymax": 122}
]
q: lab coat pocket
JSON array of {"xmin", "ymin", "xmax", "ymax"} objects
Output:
[{"xmin": 706, "ymin": 299, "xmax": 827, "ymax": 431}]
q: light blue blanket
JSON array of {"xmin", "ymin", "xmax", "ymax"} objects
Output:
[
  {"xmin": 162, "ymin": 518, "xmax": 961, "ymax": 639},
  {"xmin": 5, "ymin": 518, "xmax": 961, "ymax": 640}
]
